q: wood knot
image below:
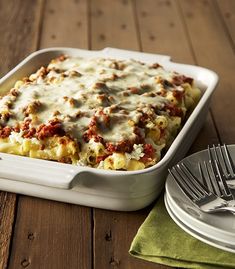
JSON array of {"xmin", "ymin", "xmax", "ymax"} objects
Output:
[
  {"xmin": 186, "ymin": 11, "xmax": 194, "ymax": 18},
  {"xmin": 109, "ymin": 256, "xmax": 120, "ymax": 267},
  {"xmin": 28, "ymin": 232, "xmax": 35, "ymax": 241},
  {"xmin": 77, "ymin": 21, "xmax": 82, "ymax": 27},
  {"xmin": 141, "ymin": 11, "xmax": 147, "ymax": 17},
  {"xmin": 21, "ymin": 259, "xmax": 30, "ymax": 268},
  {"xmin": 105, "ymin": 230, "xmax": 112, "ymax": 241},
  {"xmin": 48, "ymin": 8, "xmax": 55, "ymax": 14},
  {"xmin": 165, "ymin": 0, "xmax": 171, "ymax": 6},
  {"xmin": 121, "ymin": 24, "xmax": 127, "ymax": 30},
  {"xmin": 225, "ymin": 12, "xmax": 231, "ymax": 19},
  {"xmin": 99, "ymin": 34, "xmax": 106, "ymax": 41},
  {"xmin": 96, "ymin": 9, "xmax": 103, "ymax": 16}
]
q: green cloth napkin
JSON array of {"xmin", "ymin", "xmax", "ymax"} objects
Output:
[{"xmin": 129, "ymin": 195, "xmax": 235, "ymax": 269}]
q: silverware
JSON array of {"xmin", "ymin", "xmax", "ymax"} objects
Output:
[
  {"xmin": 169, "ymin": 163, "xmax": 235, "ymax": 214},
  {"xmin": 208, "ymin": 144, "xmax": 235, "ymax": 189},
  {"xmin": 198, "ymin": 160, "xmax": 235, "ymax": 202}
]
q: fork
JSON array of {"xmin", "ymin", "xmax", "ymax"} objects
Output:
[
  {"xmin": 198, "ymin": 160, "xmax": 235, "ymax": 205},
  {"xmin": 169, "ymin": 163, "xmax": 235, "ymax": 214},
  {"xmin": 208, "ymin": 144, "xmax": 235, "ymax": 189}
]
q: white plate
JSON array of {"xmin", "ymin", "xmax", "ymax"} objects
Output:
[
  {"xmin": 164, "ymin": 193, "xmax": 235, "ymax": 253},
  {"xmin": 166, "ymin": 191, "xmax": 235, "ymax": 245},
  {"xmin": 165, "ymin": 145, "xmax": 235, "ymax": 245}
]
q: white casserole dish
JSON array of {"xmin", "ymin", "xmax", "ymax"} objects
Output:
[{"xmin": 0, "ymin": 47, "xmax": 218, "ymax": 211}]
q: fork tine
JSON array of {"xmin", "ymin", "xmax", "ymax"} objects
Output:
[
  {"xmin": 179, "ymin": 162, "xmax": 209, "ymax": 196},
  {"xmin": 223, "ymin": 144, "xmax": 235, "ymax": 177},
  {"xmin": 208, "ymin": 144, "xmax": 235, "ymax": 179},
  {"xmin": 198, "ymin": 162, "xmax": 206, "ymax": 185},
  {"xmin": 169, "ymin": 163, "xmax": 234, "ymax": 214},
  {"xmin": 208, "ymin": 145, "xmax": 219, "ymax": 163},
  {"xmin": 207, "ymin": 161, "xmax": 223, "ymax": 197},
  {"xmin": 217, "ymin": 144, "xmax": 230, "ymax": 177},
  {"xmin": 198, "ymin": 161, "xmax": 215, "ymax": 194},
  {"xmin": 168, "ymin": 168, "xmax": 199, "ymax": 201},
  {"xmin": 213, "ymin": 144, "xmax": 220, "ymax": 163},
  {"xmin": 207, "ymin": 145, "xmax": 218, "ymax": 174},
  {"xmin": 213, "ymin": 159, "xmax": 233, "ymax": 198},
  {"xmin": 198, "ymin": 160, "xmax": 223, "ymax": 197},
  {"xmin": 208, "ymin": 145, "xmax": 213, "ymax": 162},
  {"xmin": 203, "ymin": 157, "xmax": 234, "ymax": 200}
]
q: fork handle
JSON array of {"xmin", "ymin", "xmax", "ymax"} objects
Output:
[{"xmin": 219, "ymin": 206, "xmax": 235, "ymax": 214}]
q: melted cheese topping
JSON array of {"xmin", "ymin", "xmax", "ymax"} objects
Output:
[
  {"xmin": 0, "ymin": 56, "xmax": 201, "ymax": 170},
  {"xmin": 1, "ymin": 58, "xmax": 175, "ymax": 141}
]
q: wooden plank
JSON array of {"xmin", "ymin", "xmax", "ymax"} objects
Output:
[
  {"xmin": 0, "ymin": 0, "xmax": 43, "ymax": 76},
  {"xmin": 8, "ymin": 197, "xmax": 92, "ymax": 269},
  {"xmin": 216, "ymin": 0, "xmax": 235, "ymax": 47},
  {"xmin": 136, "ymin": 0, "xmax": 219, "ymax": 153},
  {"xmin": 178, "ymin": 0, "xmax": 235, "ymax": 143},
  {"xmin": 94, "ymin": 206, "xmax": 171, "ymax": 269},
  {"xmin": 0, "ymin": 193, "xmax": 16, "ymax": 269},
  {"xmin": 8, "ymin": 1, "xmax": 93, "ymax": 269},
  {"xmin": 90, "ymin": 1, "xmax": 161, "ymax": 268},
  {"xmin": 90, "ymin": 0, "xmax": 139, "ymax": 50},
  {"xmin": 40, "ymin": 0, "xmax": 89, "ymax": 49},
  {"xmin": 135, "ymin": 0, "xmax": 194, "ymax": 64},
  {"xmin": 91, "ymin": 1, "xmax": 216, "ymax": 269},
  {"xmin": 91, "ymin": 1, "xmax": 167, "ymax": 268},
  {"xmin": 0, "ymin": 0, "xmax": 43, "ymax": 268}
]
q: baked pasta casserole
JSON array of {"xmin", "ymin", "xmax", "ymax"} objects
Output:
[{"xmin": 0, "ymin": 55, "xmax": 201, "ymax": 170}]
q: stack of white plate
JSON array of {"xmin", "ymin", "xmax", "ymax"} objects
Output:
[{"xmin": 164, "ymin": 146, "xmax": 235, "ymax": 253}]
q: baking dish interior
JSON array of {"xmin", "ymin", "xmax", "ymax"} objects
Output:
[
  {"xmin": 0, "ymin": 47, "xmax": 219, "ymax": 210},
  {"xmin": 0, "ymin": 48, "xmax": 219, "ymax": 179}
]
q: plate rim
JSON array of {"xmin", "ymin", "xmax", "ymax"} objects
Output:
[
  {"xmin": 165, "ymin": 145, "xmax": 235, "ymax": 237},
  {"xmin": 164, "ymin": 193, "xmax": 235, "ymax": 254},
  {"xmin": 166, "ymin": 190, "xmax": 235, "ymax": 244}
]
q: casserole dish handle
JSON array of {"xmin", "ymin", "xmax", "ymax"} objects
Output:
[{"xmin": 0, "ymin": 153, "xmax": 84, "ymax": 189}]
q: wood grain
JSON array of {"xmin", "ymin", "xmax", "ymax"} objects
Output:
[
  {"xmin": 40, "ymin": 0, "xmax": 89, "ymax": 48},
  {"xmin": 0, "ymin": 0, "xmax": 43, "ymax": 268},
  {"xmin": 90, "ymin": 0, "xmax": 217, "ymax": 269},
  {"xmin": 179, "ymin": 0, "xmax": 235, "ymax": 143},
  {"xmin": 91, "ymin": 1, "xmax": 170, "ymax": 268},
  {"xmin": 90, "ymin": 0, "xmax": 139, "ymax": 50},
  {"xmin": 93, "ymin": 206, "xmax": 171, "ymax": 269},
  {"xmin": 216, "ymin": 0, "xmax": 235, "ymax": 47},
  {"xmin": 136, "ymin": 0, "xmax": 219, "ymax": 153},
  {"xmin": 2, "ymin": 0, "xmax": 232, "ymax": 268},
  {"xmin": 8, "ymin": 197, "xmax": 92, "ymax": 269},
  {"xmin": 0, "ymin": 0, "xmax": 43, "ymax": 76},
  {"xmin": 135, "ymin": 0, "xmax": 194, "ymax": 64},
  {"xmin": 0, "ymin": 193, "xmax": 16, "ymax": 269},
  {"xmin": 8, "ymin": 1, "xmax": 93, "ymax": 269}
]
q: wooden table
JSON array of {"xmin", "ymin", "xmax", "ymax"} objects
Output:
[{"xmin": 0, "ymin": 0, "xmax": 234, "ymax": 268}]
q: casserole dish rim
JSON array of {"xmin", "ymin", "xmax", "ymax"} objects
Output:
[{"xmin": 0, "ymin": 47, "xmax": 219, "ymax": 177}]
